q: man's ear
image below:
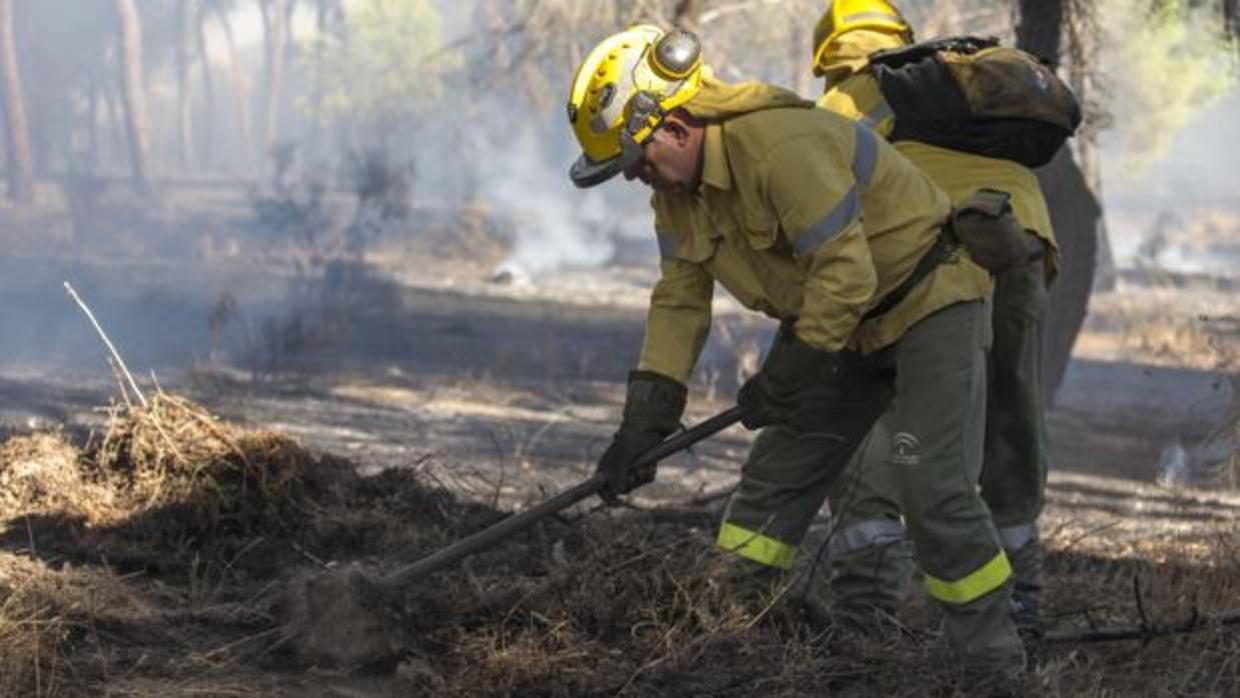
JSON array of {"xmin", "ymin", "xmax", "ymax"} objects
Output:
[{"xmin": 661, "ymin": 114, "xmax": 692, "ymax": 147}]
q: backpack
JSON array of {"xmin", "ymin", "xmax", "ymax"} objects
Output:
[{"xmin": 866, "ymin": 36, "xmax": 1081, "ymax": 167}]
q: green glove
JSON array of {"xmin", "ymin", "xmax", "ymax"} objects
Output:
[
  {"xmin": 737, "ymin": 329, "xmax": 837, "ymax": 429},
  {"xmin": 597, "ymin": 370, "xmax": 687, "ymax": 500}
]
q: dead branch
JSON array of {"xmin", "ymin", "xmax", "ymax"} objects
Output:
[
  {"xmin": 698, "ymin": 0, "xmax": 783, "ymax": 25},
  {"xmin": 64, "ymin": 280, "xmax": 148, "ymax": 407},
  {"xmin": 680, "ymin": 483, "xmax": 737, "ymax": 507},
  {"xmin": 1043, "ymin": 607, "xmax": 1240, "ymax": 644}
]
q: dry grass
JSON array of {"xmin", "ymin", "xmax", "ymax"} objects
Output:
[
  {"xmin": 0, "ymin": 555, "xmax": 71, "ymax": 698},
  {"xmin": 0, "ymin": 391, "xmax": 1239, "ymax": 696},
  {"xmin": 91, "ymin": 392, "xmax": 343, "ymax": 534},
  {"xmin": 0, "ymin": 433, "xmax": 106, "ymax": 521}
]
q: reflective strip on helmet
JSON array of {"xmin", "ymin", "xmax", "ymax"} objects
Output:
[
  {"xmin": 842, "ymin": 11, "xmax": 904, "ymax": 25},
  {"xmin": 717, "ymin": 521, "xmax": 797, "ymax": 569},
  {"xmin": 861, "ymin": 101, "xmax": 894, "ymax": 131},
  {"xmin": 792, "ymin": 123, "xmax": 877, "ymax": 256},
  {"xmin": 998, "ymin": 522, "xmax": 1038, "ymax": 553},
  {"xmin": 827, "ymin": 518, "xmax": 906, "ymax": 557},
  {"xmin": 656, "ymin": 231, "xmax": 679, "ymax": 260},
  {"xmin": 924, "ymin": 550, "xmax": 1012, "ymax": 605}
]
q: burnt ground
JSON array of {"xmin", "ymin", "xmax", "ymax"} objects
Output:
[{"xmin": 0, "ymin": 252, "xmax": 1238, "ymax": 697}]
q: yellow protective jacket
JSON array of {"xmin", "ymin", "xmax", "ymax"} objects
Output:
[
  {"xmin": 637, "ymin": 83, "xmax": 990, "ymax": 384},
  {"xmin": 815, "ymin": 30, "xmax": 1060, "ymax": 279}
]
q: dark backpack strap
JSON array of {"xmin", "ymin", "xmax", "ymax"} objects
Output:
[
  {"xmin": 866, "ymin": 35, "xmax": 998, "ymax": 70},
  {"xmin": 862, "ymin": 228, "xmax": 958, "ymax": 322}
]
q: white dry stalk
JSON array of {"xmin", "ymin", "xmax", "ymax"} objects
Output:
[{"xmin": 63, "ymin": 281, "xmax": 148, "ymax": 407}]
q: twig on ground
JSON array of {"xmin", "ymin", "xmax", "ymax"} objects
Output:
[
  {"xmin": 107, "ymin": 357, "xmax": 134, "ymax": 410},
  {"xmin": 679, "ymin": 483, "xmax": 737, "ymax": 508},
  {"xmin": 64, "ymin": 281, "xmax": 147, "ymax": 407},
  {"xmin": 1133, "ymin": 573, "xmax": 1153, "ymax": 645},
  {"xmin": 23, "ymin": 515, "xmax": 36, "ymax": 558},
  {"xmin": 1060, "ymin": 519, "xmax": 1124, "ymax": 551},
  {"xmin": 1043, "ymin": 607, "xmax": 1240, "ymax": 643},
  {"xmin": 290, "ymin": 541, "xmax": 333, "ymax": 570}
]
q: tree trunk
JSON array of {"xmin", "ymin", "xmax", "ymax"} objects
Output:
[
  {"xmin": 195, "ymin": 0, "xmax": 215, "ymax": 169},
  {"xmin": 1016, "ymin": 0, "xmax": 1064, "ymax": 65},
  {"xmin": 113, "ymin": 0, "xmax": 153, "ymax": 196},
  {"xmin": 87, "ymin": 71, "xmax": 99, "ymax": 172},
  {"xmin": 307, "ymin": 0, "xmax": 333, "ymax": 161},
  {"xmin": 789, "ymin": 9, "xmax": 813, "ymax": 97},
  {"xmin": 0, "ymin": 0, "xmax": 34, "ymax": 202},
  {"xmin": 176, "ymin": 0, "xmax": 196, "ymax": 172},
  {"xmin": 1065, "ymin": 3, "xmax": 1116, "ymax": 292},
  {"xmin": 102, "ymin": 66, "xmax": 126, "ymax": 174},
  {"xmin": 1078, "ymin": 138, "xmax": 1115, "ymax": 291},
  {"xmin": 1036, "ymin": 147, "xmax": 1100, "ymax": 406},
  {"xmin": 210, "ymin": 0, "xmax": 255, "ymax": 172},
  {"xmin": 260, "ymin": 0, "xmax": 288, "ymax": 167},
  {"xmin": 1018, "ymin": 0, "xmax": 1100, "ymax": 406}
]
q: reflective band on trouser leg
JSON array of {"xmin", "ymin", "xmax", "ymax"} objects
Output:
[
  {"xmin": 827, "ymin": 518, "xmax": 906, "ymax": 558},
  {"xmin": 998, "ymin": 522, "xmax": 1037, "ymax": 553},
  {"xmin": 924, "ymin": 550, "xmax": 1012, "ymax": 604},
  {"xmin": 717, "ymin": 521, "xmax": 797, "ymax": 570}
]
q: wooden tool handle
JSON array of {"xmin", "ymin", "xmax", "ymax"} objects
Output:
[{"xmin": 378, "ymin": 406, "xmax": 743, "ymax": 588}]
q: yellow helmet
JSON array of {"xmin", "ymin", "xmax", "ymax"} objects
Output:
[
  {"xmin": 567, "ymin": 25, "xmax": 704, "ymax": 188},
  {"xmin": 811, "ymin": 0, "xmax": 912, "ymax": 76}
]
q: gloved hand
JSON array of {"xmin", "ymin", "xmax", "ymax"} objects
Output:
[
  {"xmin": 597, "ymin": 370, "xmax": 687, "ymax": 501},
  {"xmin": 737, "ymin": 329, "xmax": 837, "ymax": 429}
]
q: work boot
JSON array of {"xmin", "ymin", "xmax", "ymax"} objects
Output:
[
  {"xmin": 725, "ymin": 559, "xmax": 787, "ymax": 605},
  {"xmin": 941, "ymin": 583, "xmax": 1027, "ymax": 678},
  {"xmin": 954, "ymin": 662, "xmax": 1027, "ymax": 698},
  {"xmin": 724, "ymin": 560, "xmax": 839, "ymax": 636},
  {"xmin": 828, "ymin": 536, "xmax": 915, "ymax": 638},
  {"xmin": 1007, "ymin": 538, "xmax": 1045, "ymax": 639}
]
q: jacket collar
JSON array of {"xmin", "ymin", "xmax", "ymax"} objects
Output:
[{"xmin": 699, "ymin": 123, "xmax": 732, "ymax": 192}]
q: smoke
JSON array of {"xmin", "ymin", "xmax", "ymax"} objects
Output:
[
  {"xmin": 1097, "ymin": 0, "xmax": 1239, "ymax": 178},
  {"xmin": 477, "ymin": 129, "xmax": 614, "ymax": 277}
]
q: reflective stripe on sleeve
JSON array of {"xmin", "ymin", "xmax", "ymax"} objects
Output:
[
  {"xmin": 851, "ymin": 122, "xmax": 878, "ymax": 188},
  {"xmin": 794, "ymin": 189, "xmax": 860, "ymax": 255},
  {"xmin": 861, "ymin": 101, "xmax": 894, "ymax": 131},
  {"xmin": 997, "ymin": 522, "xmax": 1037, "ymax": 553},
  {"xmin": 717, "ymin": 521, "xmax": 797, "ymax": 570},
  {"xmin": 827, "ymin": 518, "xmax": 906, "ymax": 558},
  {"xmin": 792, "ymin": 123, "xmax": 878, "ymax": 256},
  {"xmin": 924, "ymin": 550, "xmax": 1012, "ymax": 605},
  {"xmin": 656, "ymin": 231, "xmax": 679, "ymax": 260}
]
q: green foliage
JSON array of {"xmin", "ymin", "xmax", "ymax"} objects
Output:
[
  {"xmin": 309, "ymin": 0, "xmax": 460, "ymax": 136},
  {"xmin": 1100, "ymin": 0, "xmax": 1239, "ymax": 174}
]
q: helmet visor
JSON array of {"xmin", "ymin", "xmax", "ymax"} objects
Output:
[{"xmin": 569, "ymin": 131, "xmax": 646, "ymax": 188}]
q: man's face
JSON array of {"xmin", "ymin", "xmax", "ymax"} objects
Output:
[{"xmin": 622, "ymin": 121, "xmax": 702, "ymax": 193}]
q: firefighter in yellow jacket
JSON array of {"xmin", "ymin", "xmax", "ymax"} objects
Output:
[
  {"xmin": 810, "ymin": 0, "xmax": 1058, "ymax": 637},
  {"xmin": 567, "ymin": 25, "xmax": 1025, "ymax": 672}
]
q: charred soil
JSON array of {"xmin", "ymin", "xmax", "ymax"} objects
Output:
[{"xmin": 1, "ymin": 384, "xmax": 1239, "ymax": 697}]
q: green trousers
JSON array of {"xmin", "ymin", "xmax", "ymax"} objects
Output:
[
  {"xmin": 718, "ymin": 300, "xmax": 1024, "ymax": 669},
  {"xmin": 827, "ymin": 259, "xmax": 1050, "ymax": 625}
]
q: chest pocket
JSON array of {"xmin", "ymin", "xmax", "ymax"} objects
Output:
[
  {"xmin": 657, "ymin": 203, "xmax": 718, "ymax": 263},
  {"xmin": 731, "ymin": 212, "xmax": 778, "ymax": 252},
  {"xmin": 711, "ymin": 188, "xmax": 782, "ymax": 253}
]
